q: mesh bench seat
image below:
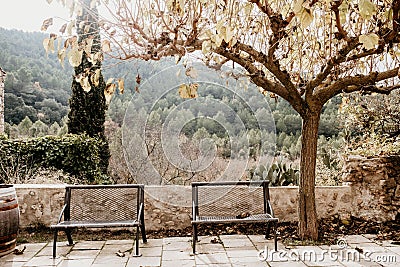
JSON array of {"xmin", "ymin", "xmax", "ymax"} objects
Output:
[
  {"xmin": 51, "ymin": 184, "xmax": 147, "ymax": 258},
  {"xmin": 191, "ymin": 181, "xmax": 278, "ymax": 254}
]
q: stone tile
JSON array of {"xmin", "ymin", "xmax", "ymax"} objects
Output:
[
  {"xmin": 196, "ymin": 243, "xmax": 225, "ymax": 254},
  {"xmin": 140, "ymin": 246, "xmax": 163, "ymax": 257},
  {"xmin": 58, "ymin": 258, "xmax": 95, "ymax": 267},
  {"xmin": 126, "ymin": 256, "xmax": 161, "ymax": 267},
  {"xmin": 362, "ymin": 234, "xmax": 378, "ymax": 240},
  {"xmin": 385, "ymin": 246, "xmax": 400, "ymax": 255},
  {"xmin": 36, "ymin": 245, "xmax": 72, "ymax": 257},
  {"xmin": 349, "ymin": 243, "xmax": 390, "ymax": 253},
  {"xmin": 220, "ymin": 235, "xmax": 249, "ymax": 240},
  {"xmin": 23, "ymin": 256, "xmax": 62, "ymax": 266},
  {"xmin": 92, "ymin": 255, "xmax": 129, "ymax": 265},
  {"xmin": 225, "ymin": 246, "xmax": 259, "ymax": 258},
  {"xmin": 0, "ymin": 262, "xmax": 25, "ymax": 267},
  {"xmin": 142, "ymin": 239, "xmax": 163, "ymax": 248},
  {"xmin": 197, "ymin": 236, "xmax": 221, "ymax": 244},
  {"xmin": 254, "ymin": 241, "xmax": 284, "ymax": 251},
  {"xmin": 163, "ymin": 240, "xmax": 191, "ymax": 251},
  {"xmin": 162, "ymin": 259, "xmax": 195, "ymax": 267},
  {"xmin": 335, "ymin": 260, "xmax": 381, "ymax": 267},
  {"xmin": 248, "ymin": 235, "xmax": 269, "ymax": 243},
  {"xmin": 196, "ymin": 264, "xmax": 232, "ymax": 267},
  {"xmin": 376, "ymin": 240, "xmax": 400, "ymax": 247},
  {"xmin": 72, "ymin": 241, "xmax": 105, "ymax": 250},
  {"xmin": 162, "ymin": 249, "xmax": 192, "ymax": 261},
  {"xmin": 104, "ymin": 239, "xmax": 134, "ymax": 245},
  {"xmin": 195, "ymin": 252, "xmax": 230, "ymax": 265},
  {"xmin": 344, "ymin": 235, "xmax": 374, "ymax": 244},
  {"xmin": 229, "ymin": 256, "xmax": 268, "ymax": 266},
  {"xmin": 66, "ymin": 249, "xmax": 99, "ymax": 260},
  {"xmin": 290, "ymin": 246, "xmax": 326, "ymax": 255},
  {"xmin": 219, "ymin": 235, "xmax": 253, "ymax": 248},
  {"xmin": 163, "ymin": 236, "xmax": 190, "ymax": 243},
  {"xmin": 97, "ymin": 244, "xmax": 133, "ymax": 256},
  {"xmin": 268, "ymin": 261, "xmax": 308, "ymax": 267}
]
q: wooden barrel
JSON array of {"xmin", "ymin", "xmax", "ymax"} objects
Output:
[{"xmin": 0, "ymin": 185, "xmax": 19, "ymax": 257}]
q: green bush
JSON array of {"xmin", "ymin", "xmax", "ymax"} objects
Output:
[{"xmin": 0, "ymin": 134, "xmax": 109, "ymax": 184}]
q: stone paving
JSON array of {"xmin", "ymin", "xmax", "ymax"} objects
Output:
[{"xmin": 0, "ymin": 234, "xmax": 399, "ymax": 267}]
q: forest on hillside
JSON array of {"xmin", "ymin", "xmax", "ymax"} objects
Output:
[{"xmin": 1, "ymin": 27, "xmax": 398, "ymax": 186}]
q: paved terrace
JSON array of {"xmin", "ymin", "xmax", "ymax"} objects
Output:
[{"xmin": 1, "ymin": 234, "xmax": 399, "ymax": 267}]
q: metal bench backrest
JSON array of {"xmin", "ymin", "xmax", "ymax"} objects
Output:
[
  {"xmin": 64, "ymin": 184, "xmax": 144, "ymax": 222},
  {"xmin": 192, "ymin": 181, "xmax": 271, "ymax": 217}
]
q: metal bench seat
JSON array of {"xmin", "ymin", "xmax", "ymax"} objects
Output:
[
  {"xmin": 54, "ymin": 220, "xmax": 140, "ymax": 228},
  {"xmin": 51, "ymin": 184, "xmax": 146, "ymax": 258},
  {"xmin": 195, "ymin": 213, "xmax": 279, "ymax": 224},
  {"xmin": 191, "ymin": 181, "xmax": 278, "ymax": 254}
]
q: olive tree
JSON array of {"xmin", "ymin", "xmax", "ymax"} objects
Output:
[{"xmin": 48, "ymin": 0, "xmax": 400, "ymax": 240}]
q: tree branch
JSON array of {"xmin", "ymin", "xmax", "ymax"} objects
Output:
[
  {"xmin": 214, "ymin": 46, "xmax": 307, "ymax": 115},
  {"xmin": 317, "ymin": 67, "xmax": 400, "ymax": 102}
]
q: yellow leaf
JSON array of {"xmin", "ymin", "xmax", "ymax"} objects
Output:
[
  {"xmin": 359, "ymin": 33, "xmax": 379, "ymax": 50},
  {"xmin": 80, "ymin": 76, "xmax": 91, "ymax": 92},
  {"xmin": 359, "ymin": 0, "xmax": 377, "ymax": 20},
  {"xmin": 68, "ymin": 48, "xmax": 83, "ymax": 67},
  {"xmin": 118, "ymin": 78, "xmax": 125, "ymax": 94},
  {"xmin": 58, "ymin": 48, "xmax": 66, "ymax": 67},
  {"xmin": 178, "ymin": 83, "xmax": 198, "ymax": 99},
  {"xmin": 84, "ymin": 38, "xmax": 94, "ymax": 55},
  {"xmin": 224, "ymin": 26, "xmax": 233, "ymax": 43},
  {"xmin": 41, "ymin": 18, "xmax": 53, "ymax": 31},
  {"xmin": 244, "ymin": 3, "xmax": 253, "ymax": 16},
  {"xmin": 102, "ymin": 40, "xmax": 111, "ymax": 53},
  {"xmin": 202, "ymin": 40, "xmax": 212, "ymax": 54},
  {"xmin": 104, "ymin": 83, "xmax": 116, "ymax": 104},
  {"xmin": 59, "ymin": 23, "xmax": 67, "ymax": 34},
  {"xmin": 67, "ymin": 20, "xmax": 75, "ymax": 36},
  {"xmin": 299, "ymin": 8, "xmax": 313, "ymax": 28},
  {"xmin": 90, "ymin": 69, "xmax": 101, "ymax": 87}
]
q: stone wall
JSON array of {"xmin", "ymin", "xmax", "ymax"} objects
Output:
[
  {"xmin": 14, "ymin": 155, "xmax": 399, "ymax": 231},
  {"xmin": 14, "ymin": 184, "xmax": 353, "ymax": 231},
  {"xmin": 342, "ymin": 155, "xmax": 400, "ymax": 221}
]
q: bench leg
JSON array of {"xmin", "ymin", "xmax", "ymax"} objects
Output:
[
  {"xmin": 65, "ymin": 229, "xmax": 74, "ymax": 246},
  {"xmin": 141, "ymin": 223, "xmax": 147, "ymax": 243},
  {"xmin": 132, "ymin": 226, "xmax": 142, "ymax": 257},
  {"xmin": 265, "ymin": 223, "xmax": 271, "ymax": 239},
  {"xmin": 192, "ymin": 224, "xmax": 198, "ymax": 254},
  {"xmin": 273, "ymin": 222, "xmax": 278, "ymax": 251},
  {"xmin": 52, "ymin": 230, "xmax": 58, "ymax": 258}
]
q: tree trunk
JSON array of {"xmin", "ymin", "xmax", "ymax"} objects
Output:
[{"xmin": 298, "ymin": 111, "xmax": 320, "ymax": 240}]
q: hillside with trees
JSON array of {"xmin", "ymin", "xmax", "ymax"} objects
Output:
[{"xmin": 1, "ymin": 27, "xmax": 346, "ymax": 187}]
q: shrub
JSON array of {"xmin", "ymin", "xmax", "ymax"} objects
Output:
[{"xmin": 0, "ymin": 134, "xmax": 109, "ymax": 184}]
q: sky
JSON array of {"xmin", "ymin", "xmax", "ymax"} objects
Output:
[{"xmin": 0, "ymin": 0, "xmax": 70, "ymax": 32}]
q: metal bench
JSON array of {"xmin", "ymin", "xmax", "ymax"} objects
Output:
[
  {"xmin": 191, "ymin": 180, "xmax": 278, "ymax": 254},
  {"xmin": 51, "ymin": 184, "xmax": 147, "ymax": 258}
]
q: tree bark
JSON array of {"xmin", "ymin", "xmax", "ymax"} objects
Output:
[{"xmin": 298, "ymin": 110, "xmax": 320, "ymax": 240}]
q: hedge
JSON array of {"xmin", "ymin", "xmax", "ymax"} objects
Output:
[{"xmin": 0, "ymin": 134, "xmax": 108, "ymax": 184}]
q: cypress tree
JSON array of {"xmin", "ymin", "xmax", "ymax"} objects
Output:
[{"xmin": 67, "ymin": 0, "xmax": 109, "ymax": 176}]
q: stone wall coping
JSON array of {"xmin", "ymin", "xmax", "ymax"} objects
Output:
[{"xmin": 12, "ymin": 184, "xmax": 350, "ymax": 190}]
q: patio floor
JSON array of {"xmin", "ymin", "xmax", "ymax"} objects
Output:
[{"xmin": 0, "ymin": 234, "xmax": 399, "ymax": 267}]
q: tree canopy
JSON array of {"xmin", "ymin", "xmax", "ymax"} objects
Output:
[{"xmin": 45, "ymin": 0, "xmax": 400, "ymax": 240}]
